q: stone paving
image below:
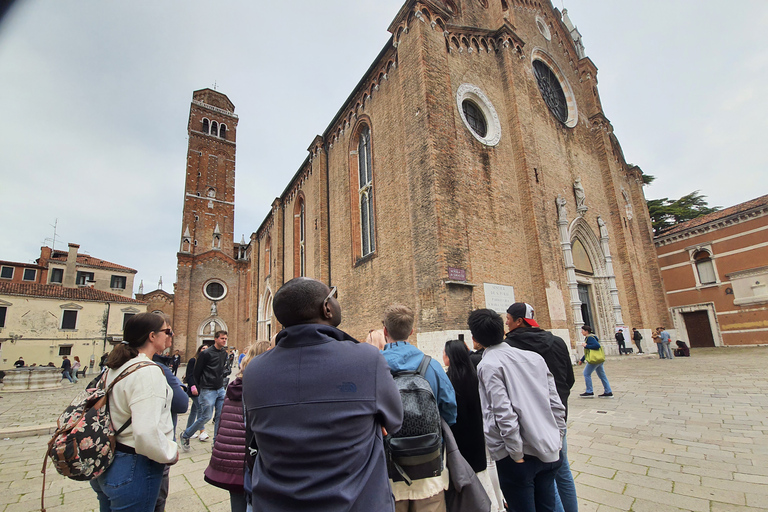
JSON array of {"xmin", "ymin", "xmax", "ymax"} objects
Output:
[{"xmin": 0, "ymin": 347, "xmax": 766, "ymax": 511}]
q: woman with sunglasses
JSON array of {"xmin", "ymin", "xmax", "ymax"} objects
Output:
[{"xmin": 90, "ymin": 312, "xmax": 179, "ymax": 511}]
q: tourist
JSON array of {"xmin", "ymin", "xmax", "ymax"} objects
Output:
[
  {"xmin": 444, "ymin": 338, "xmax": 504, "ymax": 512},
  {"xmin": 71, "ymin": 356, "xmax": 81, "ymax": 382},
  {"xmin": 674, "ymin": 340, "xmax": 690, "ymax": 357},
  {"xmin": 13, "ymin": 357, "xmax": 24, "ymax": 368},
  {"xmin": 90, "ymin": 312, "xmax": 178, "ymax": 511},
  {"xmin": 659, "ymin": 327, "xmax": 674, "ymax": 360},
  {"xmin": 205, "ymin": 340, "xmax": 271, "ymax": 512},
  {"xmin": 615, "ymin": 329, "xmax": 627, "ymax": 355},
  {"xmin": 504, "ymin": 303, "xmax": 577, "ymax": 512},
  {"xmin": 180, "ymin": 330, "xmax": 228, "ymax": 449},
  {"xmin": 579, "ymin": 325, "xmax": 613, "ymax": 398},
  {"xmin": 150, "ymin": 315, "xmax": 187, "ymax": 512},
  {"xmin": 171, "ymin": 350, "xmax": 181, "ymax": 375},
  {"xmin": 469, "ymin": 308, "xmax": 565, "ymax": 512},
  {"xmin": 382, "ymin": 304, "xmax": 456, "ymax": 512},
  {"xmin": 632, "ymin": 328, "xmax": 644, "ymax": 354},
  {"xmin": 184, "ymin": 344, "xmax": 210, "ymax": 443},
  {"xmin": 61, "ymin": 356, "xmax": 74, "ymax": 383},
  {"xmin": 242, "ymin": 277, "xmax": 402, "ymax": 511}
]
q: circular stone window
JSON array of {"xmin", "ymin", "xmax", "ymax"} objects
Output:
[
  {"xmin": 531, "ymin": 53, "xmax": 578, "ymax": 128},
  {"xmin": 456, "ymin": 84, "xmax": 501, "ymax": 146},
  {"xmin": 203, "ymin": 279, "xmax": 227, "ymax": 301},
  {"xmin": 536, "ymin": 16, "xmax": 551, "ymax": 41}
]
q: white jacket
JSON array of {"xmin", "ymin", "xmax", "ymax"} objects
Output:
[
  {"xmin": 477, "ymin": 343, "xmax": 565, "ymax": 463},
  {"xmin": 105, "ymin": 353, "xmax": 178, "ymax": 464}
]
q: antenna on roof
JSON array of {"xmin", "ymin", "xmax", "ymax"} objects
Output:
[
  {"xmin": 213, "ymin": 81, "xmax": 217, "ymax": 91},
  {"xmin": 43, "ymin": 218, "xmax": 60, "ymax": 252}
]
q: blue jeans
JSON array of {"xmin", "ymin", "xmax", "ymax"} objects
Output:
[
  {"xmin": 185, "ymin": 396, "xmax": 199, "ymax": 432},
  {"xmin": 661, "ymin": 342, "xmax": 674, "ymax": 359},
  {"xmin": 182, "ymin": 387, "xmax": 225, "ymax": 440},
  {"xmin": 583, "ymin": 363, "xmax": 611, "ymax": 394},
  {"xmin": 212, "ymin": 386, "xmax": 225, "ymax": 441},
  {"xmin": 497, "ymin": 454, "xmax": 562, "ymax": 512},
  {"xmin": 90, "ymin": 451, "xmax": 165, "ymax": 511},
  {"xmin": 554, "ymin": 432, "xmax": 578, "ymax": 512}
]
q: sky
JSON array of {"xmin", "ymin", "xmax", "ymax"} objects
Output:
[{"xmin": 1, "ymin": 0, "xmax": 766, "ymax": 295}]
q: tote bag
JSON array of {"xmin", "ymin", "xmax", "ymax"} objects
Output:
[{"xmin": 584, "ymin": 345, "xmax": 606, "ymax": 365}]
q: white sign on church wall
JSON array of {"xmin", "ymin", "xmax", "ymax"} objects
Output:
[{"xmin": 484, "ymin": 283, "xmax": 515, "ymax": 317}]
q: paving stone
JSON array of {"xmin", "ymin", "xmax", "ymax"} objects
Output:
[
  {"xmin": 1, "ymin": 347, "xmax": 767, "ymax": 511},
  {"xmin": 623, "ymin": 483, "xmax": 710, "ymax": 512}
]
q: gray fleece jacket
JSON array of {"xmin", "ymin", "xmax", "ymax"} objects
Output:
[{"xmin": 477, "ymin": 343, "xmax": 566, "ymax": 463}]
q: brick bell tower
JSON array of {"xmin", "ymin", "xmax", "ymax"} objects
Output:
[{"xmin": 173, "ymin": 89, "xmax": 249, "ymax": 360}]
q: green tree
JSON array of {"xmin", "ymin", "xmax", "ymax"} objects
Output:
[{"xmin": 647, "ymin": 191, "xmax": 720, "ymax": 236}]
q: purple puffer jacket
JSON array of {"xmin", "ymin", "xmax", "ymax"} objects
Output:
[{"xmin": 204, "ymin": 377, "xmax": 246, "ymax": 493}]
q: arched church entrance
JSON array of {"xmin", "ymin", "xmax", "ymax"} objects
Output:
[
  {"xmin": 557, "ymin": 210, "xmax": 624, "ymax": 345},
  {"xmin": 198, "ymin": 317, "xmax": 228, "ymax": 348}
]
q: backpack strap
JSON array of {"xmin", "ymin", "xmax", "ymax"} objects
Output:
[
  {"xmin": 104, "ymin": 362, "xmax": 162, "ymax": 434},
  {"xmin": 417, "ymin": 355, "xmax": 432, "ymax": 377}
]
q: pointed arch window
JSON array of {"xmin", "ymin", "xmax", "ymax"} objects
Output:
[
  {"xmin": 202, "ymin": 118, "xmax": 209, "ymax": 134},
  {"xmin": 293, "ymin": 196, "xmax": 306, "ymax": 277},
  {"xmin": 211, "ymin": 121, "xmax": 218, "ymax": 137},
  {"xmin": 264, "ymin": 236, "xmax": 272, "ymax": 276},
  {"xmin": 219, "ymin": 124, "xmax": 226, "ymax": 139},
  {"xmin": 358, "ymin": 126, "xmax": 375, "ymax": 257}
]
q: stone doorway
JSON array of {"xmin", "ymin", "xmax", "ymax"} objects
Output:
[
  {"xmin": 682, "ymin": 311, "xmax": 716, "ymax": 348},
  {"xmin": 578, "ymin": 284, "xmax": 596, "ymax": 329}
]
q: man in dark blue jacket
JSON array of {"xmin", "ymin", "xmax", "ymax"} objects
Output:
[{"xmin": 242, "ymin": 277, "xmax": 403, "ymax": 512}]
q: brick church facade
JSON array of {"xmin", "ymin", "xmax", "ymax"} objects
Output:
[
  {"xmin": 153, "ymin": 0, "xmax": 670, "ymax": 360},
  {"xmin": 248, "ymin": 0, "xmax": 669, "ymax": 358}
]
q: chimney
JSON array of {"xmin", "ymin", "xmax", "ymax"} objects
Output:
[{"xmin": 62, "ymin": 243, "xmax": 80, "ymax": 288}]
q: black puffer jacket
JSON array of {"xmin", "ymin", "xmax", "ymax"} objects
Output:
[{"xmin": 505, "ymin": 327, "xmax": 575, "ymax": 419}]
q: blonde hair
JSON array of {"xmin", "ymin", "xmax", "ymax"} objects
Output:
[
  {"xmin": 383, "ymin": 304, "xmax": 415, "ymax": 341},
  {"xmin": 239, "ymin": 340, "xmax": 272, "ymax": 376}
]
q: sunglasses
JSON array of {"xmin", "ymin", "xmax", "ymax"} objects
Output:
[
  {"xmin": 157, "ymin": 328, "xmax": 174, "ymax": 336},
  {"xmin": 324, "ymin": 286, "xmax": 338, "ymax": 305}
]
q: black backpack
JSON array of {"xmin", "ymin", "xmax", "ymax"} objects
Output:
[{"xmin": 385, "ymin": 355, "xmax": 443, "ymax": 485}]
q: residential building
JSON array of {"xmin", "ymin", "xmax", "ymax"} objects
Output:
[
  {"xmin": 655, "ymin": 195, "xmax": 768, "ymax": 347},
  {"xmin": 1, "ymin": 244, "xmax": 146, "ymax": 369},
  {"xmin": 0, "ymin": 282, "xmax": 146, "ymax": 369}
]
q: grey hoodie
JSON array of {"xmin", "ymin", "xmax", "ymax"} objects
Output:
[{"xmin": 477, "ymin": 343, "xmax": 566, "ymax": 463}]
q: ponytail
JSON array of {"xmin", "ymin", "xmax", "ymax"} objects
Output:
[{"xmin": 106, "ymin": 312, "xmax": 165, "ymax": 369}]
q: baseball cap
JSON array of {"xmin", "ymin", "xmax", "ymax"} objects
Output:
[{"xmin": 506, "ymin": 302, "xmax": 540, "ymax": 328}]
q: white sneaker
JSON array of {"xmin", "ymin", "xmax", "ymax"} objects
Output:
[
  {"xmin": 198, "ymin": 432, "xmax": 210, "ymax": 442},
  {"xmin": 191, "ymin": 432, "xmax": 199, "ymax": 439}
]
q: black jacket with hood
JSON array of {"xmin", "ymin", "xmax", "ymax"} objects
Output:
[{"xmin": 505, "ymin": 327, "xmax": 575, "ymax": 419}]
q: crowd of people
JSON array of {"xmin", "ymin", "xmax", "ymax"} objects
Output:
[{"xmin": 33, "ymin": 276, "xmax": 695, "ymax": 511}]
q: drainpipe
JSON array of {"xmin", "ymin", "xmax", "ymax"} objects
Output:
[{"xmin": 103, "ymin": 302, "xmax": 111, "ymax": 352}]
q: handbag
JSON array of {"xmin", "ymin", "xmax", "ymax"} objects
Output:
[{"xmin": 584, "ymin": 346, "xmax": 606, "ymax": 365}]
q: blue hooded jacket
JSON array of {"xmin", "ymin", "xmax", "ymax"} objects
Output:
[{"xmin": 381, "ymin": 341, "xmax": 458, "ymax": 426}]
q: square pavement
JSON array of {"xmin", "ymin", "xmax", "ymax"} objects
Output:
[{"xmin": 1, "ymin": 347, "xmax": 767, "ymax": 511}]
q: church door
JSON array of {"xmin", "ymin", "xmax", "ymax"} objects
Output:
[
  {"xmin": 578, "ymin": 284, "xmax": 594, "ymax": 328},
  {"xmin": 682, "ymin": 311, "xmax": 715, "ymax": 348}
]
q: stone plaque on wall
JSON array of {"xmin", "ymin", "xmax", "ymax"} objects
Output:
[{"xmin": 484, "ymin": 283, "xmax": 515, "ymax": 317}]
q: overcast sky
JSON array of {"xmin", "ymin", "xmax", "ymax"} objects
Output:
[{"xmin": 1, "ymin": 0, "xmax": 766, "ymax": 295}]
